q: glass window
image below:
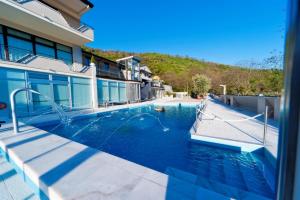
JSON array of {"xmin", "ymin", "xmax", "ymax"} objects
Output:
[
  {"xmin": 36, "ymin": 37, "xmax": 54, "ymax": 47},
  {"xmin": 7, "ymin": 28, "xmax": 31, "ymax": 40},
  {"xmin": 57, "ymin": 44, "xmax": 72, "ymax": 53},
  {"xmin": 7, "ymin": 36, "xmax": 33, "ymax": 62},
  {"xmin": 57, "ymin": 44, "xmax": 72, "ymax": 64},
  {"xmin": 52, "ymin": 75, "xmax": 68, "ymax": 82},
  {"xmin": 83, "ymin": 55, "xmax": 91, "ymax": 66},
  {"xmin": 57, "ymin": 50, "xmax": 72, "ymax": 64},
  {"xmin": 0, "ymin": 68, "xmax": 28, "ymax": 118},
  {"xmin": 36, "ymin": 44, "xmax": 55, "ymax": 58},
  {"xmin": 0, "ymin": 26, "xmax": 4, "ymax": 60},
  {"xmin": 35, "ymin": 37, "xmax": 55, "ymax": 58},
  {"xmin": 28, "ymin": 72, "xmax": 49, "ymax": 80},
  {"xmin": 103, "ymin": 62, "xmax": 110, "ymax": 71},
  {"xmin": 119, "ymin": 82, "xmax": 127, "ymax": 102},
  {"xmin": 109, "ymin": 81, "xmax": 118, "ymax": 102},
  {"xmin": 31, "ymin": 83, "xmax": 51, "ymax": 111},
  {"xmin": 97, "ymin": 80, "xmax": 109, "ymax": 104},
  {"xmin": 71, "ymin": 77, "xmax": 91, "ymax": 108},
  {"xmin": 54, "ymin": 84, "xmax": 69, "ymax": 107}
]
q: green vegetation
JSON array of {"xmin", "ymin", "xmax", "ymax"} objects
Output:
[
  {"xmin": 192, "ymin": 74, "xmax": 211, "ymax": 97},
  {"xmin": 83, "ymin": 46, "xmax": 283, "ymax": 96}
]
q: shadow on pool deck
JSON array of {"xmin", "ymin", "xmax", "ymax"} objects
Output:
[{"xmin": 209, "ymin": 98, "xmax": 279, "ymax": 128}]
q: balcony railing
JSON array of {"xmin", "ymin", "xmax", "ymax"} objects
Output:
[
  {"xmin": 0, "ymin": 45, "xmax": 35, "ymax": 63},
  {"xmin": 96, "ymin": 69, "xmax": 123, "ymax": 79},
  {"xmin": 10, "ymin": 0, "xmax": 94, "ymax": 38},
  {"xmin": 0, "ymin": 45, "xmax": 76, "ymax": 71}
]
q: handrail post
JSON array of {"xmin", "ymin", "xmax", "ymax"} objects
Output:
[
  {"xmin": 10, "ymin": 91, "xmax": 18, "ymax": 134},
  {"xmin": 263, "ymin": 106, "xmax": 268, "ymax": 145},
  {"xmin": 10, "ymin": 88, "xmax": 40, "ymax": 134}
]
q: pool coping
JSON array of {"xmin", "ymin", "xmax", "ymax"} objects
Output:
[{"xmin": 0, "ymin": 103, "xmax": 236, "ymax": 200}]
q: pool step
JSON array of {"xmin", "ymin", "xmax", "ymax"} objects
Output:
[
  {"xmin": 237, "ymin": 154, "xmax": 275, "ymax": 198},
  {"xmin": 166, "ymin": 167, "xmax": 272, "ymax": 200}
]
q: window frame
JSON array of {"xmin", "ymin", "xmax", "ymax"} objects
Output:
[{"xmin": 0, "ymin": 24, "xmax": 73, "ymax": 64}]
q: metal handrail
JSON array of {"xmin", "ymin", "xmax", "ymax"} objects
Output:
[
  {"xmin": 11, "ymin": 0, "xmax": 94, "ymax": 33},
  {"xmin": 0, "ymin": 45, "xmax": 73, "ymax": 66},
  {"xmin": 10, "ymin": 88, "xmax": 41, "ymax": 134}
]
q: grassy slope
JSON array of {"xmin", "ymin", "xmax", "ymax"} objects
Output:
[{"xmin": 83, "ymin": 47, "xmax": 283, "ymax": 95}]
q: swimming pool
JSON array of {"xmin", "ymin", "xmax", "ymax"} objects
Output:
[{"xmin": 35, "ymin": 104, "xmax": 275, "ymax": 199}]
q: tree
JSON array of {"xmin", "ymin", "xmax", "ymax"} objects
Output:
[{"xmin": 192, "ymin": 74, "xmax": 211, "ymax": 97}]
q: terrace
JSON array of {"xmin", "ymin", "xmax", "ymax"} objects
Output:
[{"xmin": 0, "ymin": 0, "xmax": 94, "ymax": 45}]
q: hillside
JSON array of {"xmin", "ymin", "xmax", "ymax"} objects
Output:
[{"xmin": 82, "ymin": 46, "xmax": 283, "ymax": 96}]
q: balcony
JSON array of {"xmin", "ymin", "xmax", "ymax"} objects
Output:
[
  {"xmin": 0, "ymin": 0, "xmax": 94, "ymax": 45},
  {"xmin": 96, "ymin": 69, "xmax": 125, "ymax": 80},
  {"xmin": 0, "ymin": 45, "xmax": 91, "ymax": 75}
]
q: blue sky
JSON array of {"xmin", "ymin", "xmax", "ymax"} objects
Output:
[{"xmin": 83, "ymin": 0, "xmax": 287, "ymax": 66}]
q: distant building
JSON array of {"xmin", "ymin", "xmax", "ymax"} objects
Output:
[
  {"xmin": 116, "ymin": 56, "xmax": 141, "ymax": 82},
  {"xmin": 140, "ymin": 66, "xmax": 153, "ymax": 100},
  {"xmin": 163, "ymin": 85, "xmax": 173, "ymax": 93},
  {"xmin": 82, "ymin": 52, "xmax": 141, "ymax": 105},
  {"xmin": 151, "ymin": 76, "xmax": 165, "ymax": 99}
]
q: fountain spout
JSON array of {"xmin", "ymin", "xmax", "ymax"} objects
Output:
[{"xmin": 10, "ymin": 88, "xmax": 41, "ymax": 134}]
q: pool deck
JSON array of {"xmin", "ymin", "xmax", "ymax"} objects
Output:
[
  {"xmin": 0, "ymin": 99, "xmax": 275, "ymax": 200},
  {"xmin": 0, "ymin": 153, "xmax": 39, "ymax": 200},
  {"xmin": 191, "ymin": 98, "xmax": 279, "ymax": 158}
]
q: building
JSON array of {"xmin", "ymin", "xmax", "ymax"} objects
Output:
[
  {"xmin": 140, "ymin": 65, "xmax": 153, "ymax": 100},
  {"xmin": 116, "ymin": 56, "xmax": 141, "ymax": 82},
  {"xmin": 139, "ymin": 67, "xmax": 167, "ymax": 100},
  {"xmin": 82, "ymin": 52, "xmax": 140, "ymax": 105},
  {"xmin": 116, "ymin": 56, "xmax": 141, "ymax": 102},
  {"xmin": 151, "ymin": 76, "xmax": 165, "ymax": 99},
  {"xmin": 0, "ymin": 0, "xmax": 95, "ymax": 120}
]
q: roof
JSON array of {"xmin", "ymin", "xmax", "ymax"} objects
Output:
[
  {"xmin": 82, "ymin": 50, "xmax": 125, "ymax": 67},
  {"xmin": 116, "ymin": 56, "xmax": 141, "ymax": 62},
  {"xmin": 80, "ymin": 0, "xmax": 94, "ymax": 8}
]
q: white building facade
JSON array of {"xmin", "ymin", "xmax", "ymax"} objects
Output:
[{"xmin": 0, "ymin": 0, "xmax": 96, "ymax": 121}]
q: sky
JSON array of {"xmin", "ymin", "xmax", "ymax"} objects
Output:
[{"xmin": 83, "ymin": 0, "xmax": 287, "ymax": 66}]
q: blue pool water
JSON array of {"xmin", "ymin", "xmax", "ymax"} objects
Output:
[{"xmin": 36, "ymin": 105, "xmax": 275, "ymax": 199}]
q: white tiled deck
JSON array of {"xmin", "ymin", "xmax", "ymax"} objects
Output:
[
  {"xmin": 0, "ymin": 154, "xmax": 39, "ymax": 200},
  {"xmin": 191, "ymin": 98, "xmax": 279, "ymax": 158}
]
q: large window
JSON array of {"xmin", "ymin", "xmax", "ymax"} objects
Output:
[
  {"xmin": 97, "ymin": 80, "xmax": 109, "ymax": 104},
  {"xmin": 7, "ymin": 29, "xmax": 33, "ymax": 62},
  {"xmin": 0, "ymin": 25, "xmax": 73, "ymax": 64},
  {"xmin": 109, "ymin": 81, "xmax": 118, "ymax": 102},
  {"xmin": 83, "ymin": 54, "xmax": 91, "ymax": 66},
  {"xmin": 119, "ymin": 82, "xmax": 127, "ymax": 102},
  {"xmin": 0, "ymin": 25, "xmax": 4, "ymax": 60},
  {"xmin": 103, "ymin": 62, "xmax": 110, "ymax": 71},
  {"xmin": 57, "ymin": 44, "xmax": 72, "ymax": 65},
  {"xmin": 53, "ymin": 75, "xmax": 69, "ymax": 107},
  {"xmin": 28, "ymin": 72, "xmax": 51, "ymax": 111},
  {"xmin": 0, "ymin": 68, "xmax": 28, "ymax": 119},
  {"xmin": 71, "ymin": 77, "xmax": 91, "ymax": 108},
  {"xmin": 35, "ymin": 37, "xmax": 55, "ymax": 58}
]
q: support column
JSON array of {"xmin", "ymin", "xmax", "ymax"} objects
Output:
[
  {"xmin": 257, "ymin": 96, "xmax": 266, "ymax": 114},
  {"xmin": 90, "ymin": 63, "xmax": 98, "ymax": 109}
]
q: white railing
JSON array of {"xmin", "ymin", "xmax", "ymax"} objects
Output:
[
  {"xmin": 193, "ymin": 102, "xmax": 269, "ymax": 145},
  {"xmin": 10, "ymin": 0, "xmax": 94, "ymax": 37}
]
